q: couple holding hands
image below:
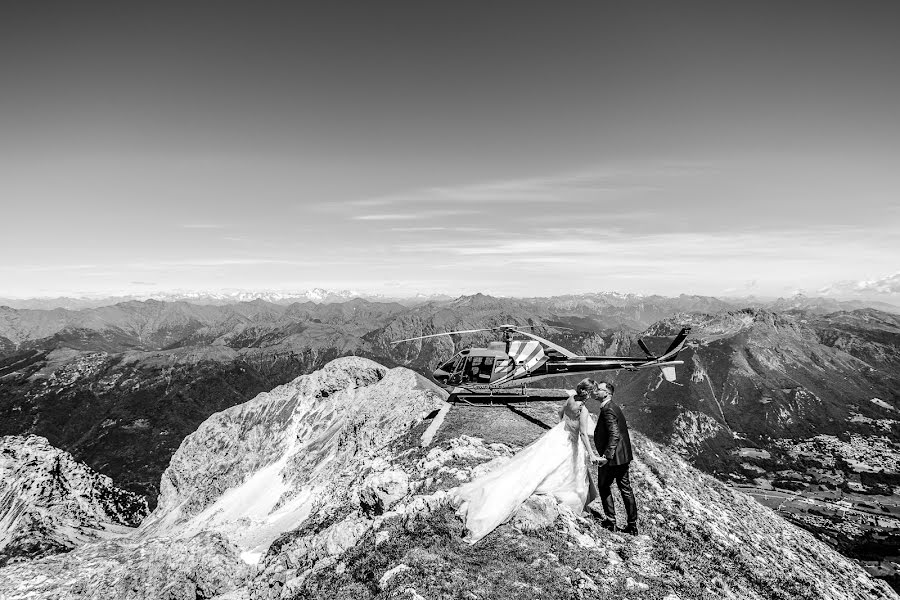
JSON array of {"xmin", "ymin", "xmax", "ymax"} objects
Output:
[{"xmin": 452, "ymin": 378, "xmax": 639, "ymax": 543}]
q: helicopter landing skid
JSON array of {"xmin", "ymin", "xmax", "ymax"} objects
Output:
[{"xmin": 447, "ymin": 386, "xmax": 570, "ymax": 405}]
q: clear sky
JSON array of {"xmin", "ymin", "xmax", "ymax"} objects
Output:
[{"xmin": 1, "ymin": 2, "xmax": 898, "ymax": 299}]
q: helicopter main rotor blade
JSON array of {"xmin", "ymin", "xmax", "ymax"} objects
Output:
[
  {"xmin": 506, "ymin": 327, "xmax": 579, "ymax": 359},
  {"xmin": 390, "ymin": 328, "xmax": 496, "ymax": 344},
  {"xmin": 391, "ymin": 323, "xmax": 556, "ymax": 345}
]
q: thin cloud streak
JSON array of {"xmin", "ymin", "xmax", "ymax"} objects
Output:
[
  {"xmin": 354, "ymin": 214, "xmax": 421, "ymax": 221},
  {"xmin": 3, "ymin": 258, "xmax": 330, "ymax": 275},
  {"xmin": 340, "ymin": 162, "xmax": 713, "ymax": 220},
  {"xmin": 353, "ymin": 209, "xmax": 478, "ymax": 221},
  {"xmin": 388, "ymin": 228, "xmax": 895, "ymax": 267},
  {"xmin": 346, "ymin": 163, "xmax": 690, "ymax": 210},
  {"xmin": 819, "ymin": 271, "xmax": 900, "ymax": 296},
  {"xmin": 124, "ymin": 258, "xmax": 336, "ymax": 270},
  {"xmin": 388, "ymin": 226, "xmax": 494, "ymax": 233},
  {"xmin": 0, "ymin": 263, "xmax": 100, "ymax": 273}
]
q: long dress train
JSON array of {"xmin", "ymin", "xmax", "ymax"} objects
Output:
[{"xmin": 451, "ymin": 406, "xmax": 597, "ymax": 543}]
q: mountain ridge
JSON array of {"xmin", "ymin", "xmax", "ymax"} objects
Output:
[{"xmin": 610, "ymin": 307, "xmax": 900, "ymax": 585}]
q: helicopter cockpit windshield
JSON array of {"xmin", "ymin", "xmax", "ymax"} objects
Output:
[{"xmin": 434, "ymin": 351, "xmax": 467, "ymax": 385}]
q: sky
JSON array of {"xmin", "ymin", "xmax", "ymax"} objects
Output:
[{"xmin": 1, "ymin": 2, "xmax": 898, "ymax": 300}]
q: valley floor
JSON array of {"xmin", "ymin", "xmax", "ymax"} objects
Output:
[{"xmin": 737, "ymin": 484, "xmax": 900, "ymax": 590}]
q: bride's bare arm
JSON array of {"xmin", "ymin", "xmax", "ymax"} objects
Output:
[
  {"xmin": 579, "ymin": 406, "xmax": 601, "ymax": 461},
  {"xmin": 559, "ymin": 390, "xmax": 576, "ymax": 421}
]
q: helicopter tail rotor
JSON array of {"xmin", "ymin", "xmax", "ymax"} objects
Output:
[{"xmin": 660, "ymin": 327, "xmax": 691, "ymax": 357}]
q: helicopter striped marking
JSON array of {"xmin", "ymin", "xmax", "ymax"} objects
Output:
[{"xmin": 507, "ymin": 340, "xmax": 548, "ymax": 377}]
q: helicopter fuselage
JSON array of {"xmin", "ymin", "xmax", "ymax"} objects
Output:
[
  {"xmin": 392, "ymin": 324, "xmax": 690, "ymax": 396},
  {"xmin": 433, "ymin": 343, "xmax": 682, "ymax": 388}
]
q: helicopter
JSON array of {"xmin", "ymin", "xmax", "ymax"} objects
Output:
[{"xmin": 392, "ymin": 324, "xmax": 691, "ymax": 404}]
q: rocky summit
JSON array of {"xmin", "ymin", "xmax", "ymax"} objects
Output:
[
  {"xmin": 0, "ymin": 435, "xmax": 148, "ymax": 567},
  {"xmin": 138, "ymin": 356, "xmax": 448, "ymax": 561},
  {"xmin": 0, "ymin": 358, "xmax": 895, "ymax": 599}
]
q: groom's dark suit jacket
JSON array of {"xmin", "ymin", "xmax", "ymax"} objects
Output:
[{"xmin": 593, "ymin": 400, "xmax": 633, "ymax": 465}]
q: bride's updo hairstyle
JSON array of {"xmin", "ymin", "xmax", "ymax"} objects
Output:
[{"xmin": 576, "ymin": 378, "xmax": 601, "ymax": 400}]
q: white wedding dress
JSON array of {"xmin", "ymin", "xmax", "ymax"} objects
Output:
[{"xmin": 451, "ymin": 405, "xmax": 598, "ymax": 543}]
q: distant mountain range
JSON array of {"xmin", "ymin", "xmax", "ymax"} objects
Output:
[
  {"xmin": 0, "ymin": 289, "xmax": 455, "ymax": 310},
  {"xmin": 2, "ymin": 288, "xmax": 897, "ymax": 312}
]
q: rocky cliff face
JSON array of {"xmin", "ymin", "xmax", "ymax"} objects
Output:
[
  {"xmin": 138, "ymin": 356, "xmax": 448, "ymax": 562},
  {"xmin": 0, "ymin": 358, "xmax": 894, "ymax": 600},
  {"xmin": 0, "ymin": 357, "xmax": 446, "ymax": 599},
  {"xmin": 0, "ymin": 435, "xmax": 148, "ymax": 566}
]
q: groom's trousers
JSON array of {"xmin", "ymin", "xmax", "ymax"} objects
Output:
[{"xmin": 597, "ymin": 462, "xmax": 638, "ymax": 526}]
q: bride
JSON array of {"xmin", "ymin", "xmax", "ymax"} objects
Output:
[{"xmin": 450, "ymin": 389, "xmax": 601, "ymax": 543}]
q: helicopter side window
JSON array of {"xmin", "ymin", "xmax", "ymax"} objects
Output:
[
  {"xmin": 464, "ymin": 356, "xmax": 495, "ymax": 383},
  {"xmin": 478, "ymin": 357, "xmax": 494, "ymax": 382}
]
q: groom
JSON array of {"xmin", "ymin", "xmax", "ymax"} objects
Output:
[{"xmin": 579, "ymin": 378, "xmax": 639, "ymax": 535}]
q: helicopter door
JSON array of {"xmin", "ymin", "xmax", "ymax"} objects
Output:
[{"xmin": 462, "ymin": 356, "xmax": 495, "ymax": 384}]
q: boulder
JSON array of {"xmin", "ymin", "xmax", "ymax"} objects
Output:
[
  {"xmin": 359, "ymin": 469, "xmax": 410, "ymax": 516},
  {"xmin": 511, "ymin": 494, "xmax": 560, "ymax": 533}
]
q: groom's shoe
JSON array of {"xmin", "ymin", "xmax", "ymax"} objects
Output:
[
  {"xmin": 599, "ymin": 519, "xmax": 617, "ymax": 532},
  {"xmin": 621, "ymin": 523, "xmax": 639, "ymax": 536}
]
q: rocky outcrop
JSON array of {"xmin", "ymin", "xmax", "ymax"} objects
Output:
[
  {"xmin": 0, "ymin": 435, "xmax": 148, "ymax": 566},
  {"xmin": 0, "ymin": 357, "xmax": 447, "ymax": 598},
  {"xmin": 138, "ymin": 357, "xmax": 447, "ymax": 560},
  {"xmin": 250, "ymin": 430, "xmax": 895, "ymax": 600},
  {"xmin": 0, "ymin": 357, "xmax": 895, "ymax": 599},
  {"xmin": 0, "ymin": 532, "xmax": 250, "ymax": 600}
]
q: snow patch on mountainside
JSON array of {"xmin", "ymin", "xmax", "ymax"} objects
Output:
[
  {"xmin": 137, "ymin": 356, "xmax": 448, "ymax": 562},
  {"xmin": 871, "ymin": 397, "xmax": 896, "ymax": 411}
]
